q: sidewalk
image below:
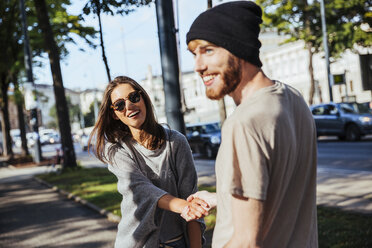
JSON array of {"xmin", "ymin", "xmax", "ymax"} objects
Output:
[
  {"xmin": 0, "ymin": 166, "xmax": 116, "ymax": 248},
  {"xmin": 316, "ymin": 167, "xmax": 372, "ymax": 214}
]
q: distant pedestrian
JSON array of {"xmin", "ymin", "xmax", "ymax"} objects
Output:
[
  {"xmin": 89, "ymin": 76, "xmax": 206, "ymax": 247},
  {"xmin": 185, "ymin": 1, "xmax": 318, "ymax": 247},
  {"xmin": 53, "ymin": 148, "xmax": 62, "ymax": 167}
]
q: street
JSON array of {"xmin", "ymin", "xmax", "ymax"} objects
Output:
[
  {"xmin": 9, "ymin": 135, "xmax": 372, "ymax": 215},
  {"xmin": 317, "ymin": 135, "xmax": 372, "ymax": 172},
  {"xmin": 15, "ymin": 134, "xmax": 372, "ymax": 175}
]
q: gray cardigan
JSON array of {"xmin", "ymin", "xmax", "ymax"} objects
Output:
[{"xmin": 106, "ymin": 128, "xmax": 205, "ymax": 247}]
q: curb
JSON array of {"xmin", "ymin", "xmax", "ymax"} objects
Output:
[{"xmin": 33, "ymin": 177, "xmax": 121, "ymax": 223}]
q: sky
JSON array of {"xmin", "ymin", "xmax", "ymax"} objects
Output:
[{"xmin": 32, "ymin": 0, "xmax": 218, "ymax": 91}]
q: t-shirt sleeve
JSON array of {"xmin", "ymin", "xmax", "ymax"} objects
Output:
[
  {"xmin": 224, "ymin": 120, "xmax": 270, "ymax": 200},
  {"xmin": 106, "ymin": 145, "xmax": 167, "ymax": 228}
]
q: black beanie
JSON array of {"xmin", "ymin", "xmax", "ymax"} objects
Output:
[{"xmin": 186, "ymin": 1, "xmax": 263, "ymax": 68}]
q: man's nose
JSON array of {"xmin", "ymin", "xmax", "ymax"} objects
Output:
[{"xmin": 194, "ymin": 55, "xmax": 207, "ymax": 73}]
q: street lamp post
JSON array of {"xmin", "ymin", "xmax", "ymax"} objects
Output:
[
  {"xmin": 320, "ymin": 0, "xmax": 334, "ymax": 102},
  {"xmin": 19, "ymin": 0, "xmax": 42, "ymax": 163},
  {"xmin": 155, "ymin": 0, "xmax": 185, "ymax": 134}
]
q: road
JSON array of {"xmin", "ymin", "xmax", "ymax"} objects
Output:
[
  {"xmin": 317, "ymin": 135, "xmax": 372, "ymax": 172},
  {"xmin": 15, "ymin": 134, "xmax": 372, "ymax": 174}
]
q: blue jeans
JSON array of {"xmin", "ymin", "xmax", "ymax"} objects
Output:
[{"xmin": 159, "ymin": 236, "xmax": 186, "ymax": 248}]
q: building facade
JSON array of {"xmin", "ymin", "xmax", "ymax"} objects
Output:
[{"xmin": 260, "ymin": 31, "xmax": 372, "ymax": 105}]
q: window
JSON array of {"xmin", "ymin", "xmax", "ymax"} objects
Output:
[
  {"xmin": 312, "ymin": 106, "xmax": 326, "ymax": 115},
  {"xmin": 312, "ymin": 105, "xmax": 338, "ymax": 115}
]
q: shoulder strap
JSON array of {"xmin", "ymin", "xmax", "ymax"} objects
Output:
[{"xmin": 166, "ymin": 128, "xmax": 179, "ymax": 184}]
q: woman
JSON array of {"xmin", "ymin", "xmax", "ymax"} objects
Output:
[{"xmin": 89, "ymin": 76, "xmax": 206, "ymax": 247}]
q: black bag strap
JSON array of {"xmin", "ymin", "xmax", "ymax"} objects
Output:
[{"xmin": 166, "ymin": 128, "xmax": 179, "ymax": 185}]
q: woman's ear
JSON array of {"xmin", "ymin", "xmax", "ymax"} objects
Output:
[{"xmin": 112, "ymin": 112, "xmax": 119, "ymax": 120}]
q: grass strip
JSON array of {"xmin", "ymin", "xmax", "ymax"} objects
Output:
[{"xmin": 37, "ymin": 167, "xmax": 372, "ymax": 247}]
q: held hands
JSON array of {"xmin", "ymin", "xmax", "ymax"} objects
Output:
[
  {"xmin": 180, "ymin": 191, "xmax": 217, "ymax": 221},
  {"xmin": 187, "ymin": 191, "xmax": 217, "ymax": 210},
  {"xmin": 180, "ymin": 197, "xmax": 209, "ymax": 221}
]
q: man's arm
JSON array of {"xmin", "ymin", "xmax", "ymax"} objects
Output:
[
  {"xmin": 224, "ymin": 194, "xmax": 264, "ymax": 248},
  {"xmin": 187, "ymin": 191, "xmax": 217, "ymax": 211}
]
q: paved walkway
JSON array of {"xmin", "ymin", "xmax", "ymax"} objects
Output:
[{"xmin": 0, "ymin": 166, "xmax": 116, "ymax": 248}]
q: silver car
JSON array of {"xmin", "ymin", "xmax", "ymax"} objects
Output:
[{"xmin": 310, "ymin": 102, "xmax": 372, "ymax": 141}]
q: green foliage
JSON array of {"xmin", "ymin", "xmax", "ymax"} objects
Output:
[
  {"xmin": 82, "ymin": 0, "xmax": 152, "ymax": 16},
  {"xmin": 256, "ymin": 0, "xmax": 371, "ymax": 58},
  {"xmin": 26, "ymin": 0, "xmax": 97, "ymax": 59},
  {"xmin": 37, "ymin": 167, "xmax": 122, "ymax": 215},
  {"xmin": 0, "ymin": 0, "xmax": 97, "ymax": 88},
  {"xmin": 47, "ymin": 105, "xmax": 58, "ymax": 129},
  {"xmin": 83, "ymin": 100, "xmax": 101, "ymax": 127},
  {"xmin": 317, "ymin": 207, "xmax": 372, "ymax": 247},
  {"xmin": 66, "ymin": 96, "xmax": 80, "ymax": 122},
  {"xmin": 47, "ymin": 96, "xmax": 81, "ymax": 128}
]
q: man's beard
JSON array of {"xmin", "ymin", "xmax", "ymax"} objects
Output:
[{"xmin": 206, "ymin": 55, "xmax": 242, "ymax": 100}]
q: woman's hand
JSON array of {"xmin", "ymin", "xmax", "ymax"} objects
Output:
[{"xmin": 181, "ymin": 198, "xmax": 209, "ymax": 221}]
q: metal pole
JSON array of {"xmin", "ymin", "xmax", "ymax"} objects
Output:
[
  {"xmin": 155, "ymin": 0, "xmax": 185, "ymax": 134},
  {"xmin": 320, "ymin": 0, "xmax": 333, "ymax": 102},
  {"xmin": 344, "ymin": 70, "xmax": 349, "ymax": 102},
  {"xmin": 19, "ymin": 0, "xmax": 42, "ymax": 163}
]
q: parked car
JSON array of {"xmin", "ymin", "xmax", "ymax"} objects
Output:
[
  {"xmin": 186, "ymin": 121, "xmax": 221, "ymax": 158},
  {"xmin": 310, "ymin": 102, "xmax": 372, "ymax": 141},
  {"xmin": 39, "ymin": 129, "xmax": 60, "ymax": 145}
]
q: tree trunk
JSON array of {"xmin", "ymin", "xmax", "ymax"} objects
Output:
[
  {"xmin": 14, "ymin": 81, "xmax": 29, "ymax": 156},
  {"xmin": 0, "ymin": 76, "xmax": 13, "ymax": 157},
  {"xmin": 96, "ymin": 6, "xmax": 111, "ymax": 82},
  {"xmin": 207, "ymin": 0, "xmax": 212, "ymax": 8},
  {"xmin": 33, "ymin": 0, "xmax": 77, "ymax": 168},
  {"xmin": 307, "ymin": 44, "xmax": 315, "ymax": 105}
]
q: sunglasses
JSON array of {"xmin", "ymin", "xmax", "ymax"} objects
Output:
[{"xmin": 111, "ymin": 90, "xmax": 142, "ymax": 112}]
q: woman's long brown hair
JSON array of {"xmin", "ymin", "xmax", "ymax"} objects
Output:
[{"xmin": 88, "ymin": 76, "xmax": 165, "ymax": 163}]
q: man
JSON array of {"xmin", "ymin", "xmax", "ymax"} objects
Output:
[{"xmin": 186, "ymin": 1, "xmax": 318, "ymax": 247}]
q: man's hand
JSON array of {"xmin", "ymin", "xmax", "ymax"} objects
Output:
[
  {"xmin": 187, "ymin": 190, "xmax": 217, "ymax": 210},
  {"xmin": 180, "ymin": 198, "xmax": 209, "ymax": 221}
]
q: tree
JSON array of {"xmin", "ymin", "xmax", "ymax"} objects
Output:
[
  {"xmin": 82, "ymin": 0, "xmax": 152, "ymax": 82},
  {"xmin": 256, "ymin": 0, "xmax": 371, "ymax": 104},
  {"xmin": 33, "ymin": 0, "xmax": 78, "ymax": 168},
  {"xmin": 324, "ymin": 0, "xmax": 371, "ymax": 57},
  {"xmin": 47, "ymin": 96, "xmax": 80, "ymax": 129},
  {"xmin": 83, "ymin": 100, "xmax": 101, "ymax": 127},
  {"xmin": 0, "ymin": 0, "xmax": 21, "ymax": 157},
  {"xmin": 47, "ymin": 105, "xmax": 58, "ymax": 129},
  {"xmin": 0, "ymin": 0, "xmax": 96, "ymax": 158},
  {"xmin": 13, "ymin": 79, "xmax": 29, "ymax": 156}
]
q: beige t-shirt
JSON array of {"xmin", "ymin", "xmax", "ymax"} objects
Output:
[{"xmin": 212, "ymin": 82, "xmax": 318, "ymax": 248}]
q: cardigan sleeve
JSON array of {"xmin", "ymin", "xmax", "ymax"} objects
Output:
[
  {"xmin": 169, "ymin": 131, "xmax": 206, "ymax": 243},
  {"xmin": 107, "ymin": 144, "xmax": 168, "ymax": 236}
]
